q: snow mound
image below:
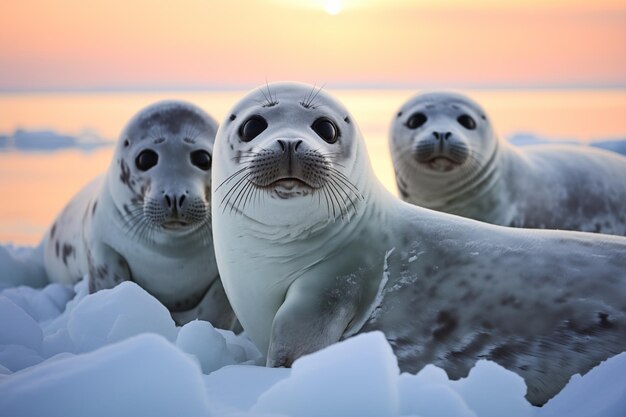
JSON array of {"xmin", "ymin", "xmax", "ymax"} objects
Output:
[{"xmin": 1, "ymin": 245, "xmax": 625, "ymax": 416}]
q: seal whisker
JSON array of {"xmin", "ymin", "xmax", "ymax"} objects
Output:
[
  {"xmin": 328, "ymin": 175, "xmax": 359, "ymax": 219},
  {"xmin": 327, "ymin": 167, "xmax": 363, "ymax": 199},
  {"xmin": 222, "ymin": 173, "xmax": 253, "ymax": 213},
  {"xmin": 234, "ymin": 179, "xmax": 255, "ymax": 215},
  {"xmin": 325, "ymin": 177, "xmax": 351, "ymax": 221},
  {"xmin": 320, "ymin": 185, "xmax": 335, "ymax": 221},
  {"xmin": 216, "ymin": 165, "xmax": 254, "ymax": 191}
]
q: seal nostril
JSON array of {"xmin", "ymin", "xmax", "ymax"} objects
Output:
[
  {"xmin": 444, "ymin": 132, "xmax": 451, "ymax": 140},
  {"xmin": 433, "ymin": 132, "xmax": 440, "ymax": 140},
  {"xmin": 294, "ymin": 140, "xmax": 303, "ymax": 152},
  {"xmin": 164, "ymin": 195, "xmax": 172, "ymax": 208},
  {"xmin": 277, "ymin": 139, "xmax": 286, "ymax": 152},
  {"xmin": 178, "ymin": 195, "xmax": 186, "ymax": 208}
]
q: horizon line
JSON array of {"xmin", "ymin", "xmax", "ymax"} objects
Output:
[{"xmin": 1, "ymin": 81, "xmax": 625, "ymax": 94}]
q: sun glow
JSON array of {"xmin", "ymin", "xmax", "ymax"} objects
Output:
[{"xmin": 323, "ymin": 0, "xmax": 343, "ymax": 15}]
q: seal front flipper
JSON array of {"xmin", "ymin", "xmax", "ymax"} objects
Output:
[
  {"xmin": 86, "ymin": 243, "xmax": 131, "ymax": 293},
  {"xmin": 266, "ymin": 272, "xmax": 361, "ymax": 368}
]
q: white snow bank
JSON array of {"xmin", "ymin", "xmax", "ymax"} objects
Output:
[
  {"xmin": 1, "ymin": 246, "xmax": 625, "ymax": 416},
  {"xmin": 1, "ymin": 128, "xmax": 112, "ymax": 152}
]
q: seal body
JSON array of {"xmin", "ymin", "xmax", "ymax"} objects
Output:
[
  {"xmin": 212, "ymin": 82, "xmax": 626, "ymax": 405},
  {"xmin": 389, "ymin": 91, "xmax": 626, "ymax": 235},
  {"xmin": 44, "ymin": 101, "xmax": 238, "ymax": 329}
]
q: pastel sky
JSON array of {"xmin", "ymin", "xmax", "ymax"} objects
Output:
[{"xmin": 1, "ymin": 0, "xmax": 624, "ymax": 90}]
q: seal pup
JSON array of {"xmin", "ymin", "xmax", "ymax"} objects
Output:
[
  {"xmin": 44, "ymin": 101, "xmax": 238, "ymax": 329},
  {"xmin": 211, "ymin": 82, "xmax": 626, "ymax": 405},
  {"xmin": 389, "ymin": 91, "xmax": 626, "ymax": 235}
]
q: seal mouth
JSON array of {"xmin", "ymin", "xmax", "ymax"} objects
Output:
[
  {"xmin": 270, "ymin": 178, "xmax": 311, "ymax": 189},
  {"xmin": 162, "ymin": 220, "xmax": 191, "ymax": 230},
  {"xmin": 423, "ymin": 156, "xmax": 461, "ymax": 172},
  {"xmin": 268, "ymin": 177, "xmax": 315, "ymax": 199}
]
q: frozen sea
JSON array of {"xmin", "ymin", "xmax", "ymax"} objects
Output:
[{"xmin": 0, "ymin": 88, "xmax": 625, "ymax": 416}]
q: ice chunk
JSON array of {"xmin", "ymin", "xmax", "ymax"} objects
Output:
[
  {"xmin": 204, "ymin": 365, "xmax": 290, "ymax": 413},
  {"xmin": 0, "ymin": 345, "xmax": 44, "ymax": 372},
  {"xmin": 452, "ymin": 360, "xmax": 535, "ymax": 417},
  {"xmin": 0, "ymin": 296, "xmax": 43, "ymax": 352},
  {"xmin": 1, "ymin": 283, "xmax": 73, "ymax": 323},
  {"xmin": 399, "ymin": 370, "xmax": 477, "ymax": 417},
  {"xmin": 537, "ymin": 352, "xmax": 626, "ymax": 417},
  {"xmin": 252, "ymin": 331, "xmax": 399, "ymax": 417},
  {"xmin": 176, "ymin": 320, "xmax": 235, "ymax": 374},
  {"xmin": 217, "ymin": 328, "xmax": 263, "ymax": 365},
  {"xmin": 0, "ymin": 244, "xmax": 47, "ymax": 290},
  {"xmin": 67, "ymin": 282, "xmax": 177, "ymax": 352},
  {"xmin": 0, "ymin": 334, "xmax": 211, "ymax": 417}
]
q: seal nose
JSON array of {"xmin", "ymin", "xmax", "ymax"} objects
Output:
[
  {"xmin": 433, "ymin": 131, "xmax": 452, "ymax": 141},
  {"xmin": 277, "ymin": 139, "xmax": 303, "ymax": 154},
  {"xmin": 163, "ymin": 191, "xmax": 188, "ymax": 215}
]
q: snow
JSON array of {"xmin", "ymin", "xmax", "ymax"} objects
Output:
[{"xmin": 1, "ymin": 247, "xmax": 625, "ymax": 417}]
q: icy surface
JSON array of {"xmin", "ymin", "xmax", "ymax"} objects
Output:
[
  {"xmin": 1, "ymin": 245, "xmax": 625, "ymax": 416},
  {"xmin": 507, "ymin": 133, "xmax": 626, "ymax": 156},
  {"xmin": 0, "ymin": 128, "xmax": 112, "ymax": 152}
]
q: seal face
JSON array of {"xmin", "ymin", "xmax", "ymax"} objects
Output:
[
  {"xmin": 212, "ymin": 82, "xmax": 626, "ymax": 406},
  {"xmin": 215, "ymin": 83, "xmax": 365, "ymax": 228},
  {"xmin": 390, "ymin": 91, "xmax": 626, "ymax": 235},
  {"xmin": 43, "ymin": 101, "xmax": 238, "ymax": 329}
]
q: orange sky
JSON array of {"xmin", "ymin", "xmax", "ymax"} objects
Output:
[{"xmin": 0, "ymin": 0, "xmax": 624, "ymax": 90}]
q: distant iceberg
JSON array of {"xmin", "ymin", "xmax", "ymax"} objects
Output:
[
  {"xmin": 1, "ymin": 129, "xmax": 113, "ymax": 152},
  {"xmin": 507, "ymin": 132, "xmax": 626, "ymax": 157}
]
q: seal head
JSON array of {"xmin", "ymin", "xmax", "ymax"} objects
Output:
[{"xmin": 111, "ymin": 101, "xmax": 216, "ymax": 241}]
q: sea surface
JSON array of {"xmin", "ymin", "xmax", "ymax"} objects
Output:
[{"xmin": 1, "ymin": 88, "xmax": 625, "ymax": 245}]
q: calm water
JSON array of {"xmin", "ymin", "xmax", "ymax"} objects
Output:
[{"xmin": 1, "ymin": 89, "xmax": 625, "ymax": 245}]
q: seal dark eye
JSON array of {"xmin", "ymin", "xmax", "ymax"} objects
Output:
[
  {"xmin": 407, "ymin": 112, "xmax": 427, "ymax": 129},
  {"xmin": 312, "ymin": 118, "xmax": 338, "ymax": 144},
  {"xmin": 239, "ymin": 116, "xmax": 268, "ymax": 142},
  {"xmin": 135, "ymin": 149, "xmax": 158, "ymax": 171},
  {"xmin": 457, "ymin": 114, "xmax": 477, "ymax": 130},
  {"xmin": 190, "ymin": 150, "xmax": 211, "ymax": 171}
]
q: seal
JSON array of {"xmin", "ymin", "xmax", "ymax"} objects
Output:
[
  {"xmin": 389, "ymin": 91, "xmax": 626, "ymax": 235},
  {"xmin": 211, "ymin": 82, "xmax": 626, "ymax": 405},
  {"xmin": 43, "ymin": 100, "xmax": 238, "ymax": 329}
]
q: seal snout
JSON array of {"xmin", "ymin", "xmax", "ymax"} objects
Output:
[
  {"xmin": 141, "ymin": 187, "xmax": 208, "ymax": 230},
  {"xmin": 413, "ymin": 130, "xmax": 470, "ymax": 172},
  {"xmin": 163, "ymin": 191, "xmax": 188, "ymax": 218},
  {"xmin": 277, "ymin": 138, "xmax": 303, "ymax": 176}
]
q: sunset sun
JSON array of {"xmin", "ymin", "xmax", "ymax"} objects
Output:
[{"xmin": 323, "ymin": 0, "xmax": 343, "ymax": 15}]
